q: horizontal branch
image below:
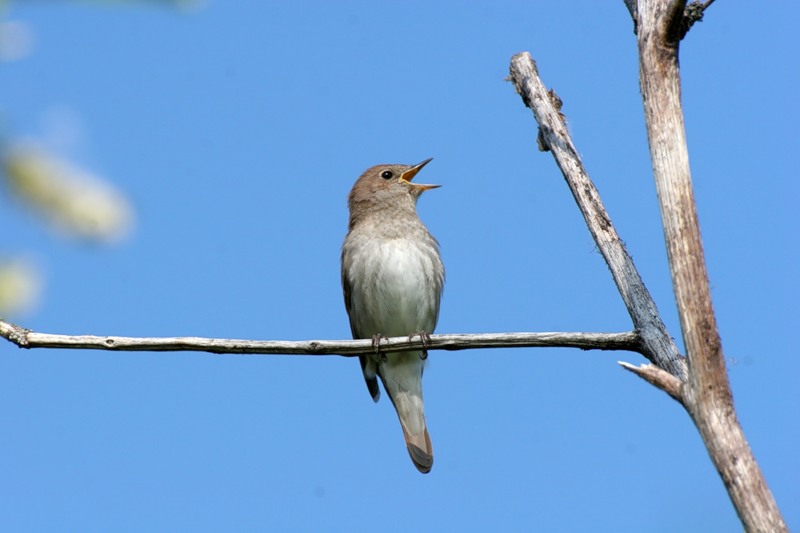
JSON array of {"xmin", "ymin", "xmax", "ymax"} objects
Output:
[{"xmin": 0, "ymin": 320, "xmax": 641, "ymax": 357}]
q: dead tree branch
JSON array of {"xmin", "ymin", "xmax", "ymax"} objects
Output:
[
  {"xmin": 0, "ymin": 319, "xmax": 641, "ymax": 356},
  {"xmin": 507, "ymin": 2, "xmax": 786, "ymax": 530},
  {"xmin": 508, "ymin": 52, "xmax": 686, "ymax": 384},
  {"xmin": 631, "ymin": 1, "xmax": 786, "ymax": 530}
]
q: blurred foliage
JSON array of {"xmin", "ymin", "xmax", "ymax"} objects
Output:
[
  {"xmin": 3, "ymin": 143, "xmax": 134, "ymax": 242},
  {"xmin": 0, "ymin": 257, "xmax": 41, "ymax": 316},
  {"xmin": 0, "ymin": 0, "xmax": 197, "ymax": 317}
]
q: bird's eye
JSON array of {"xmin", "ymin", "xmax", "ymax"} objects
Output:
[{"xmin": 380, "ymin": 170, "xmax": 394, "ymax": 180}]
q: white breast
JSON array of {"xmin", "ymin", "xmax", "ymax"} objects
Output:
[{"xmin": 344, "ymin": 233, "xmax": 443, "ymax": 339}]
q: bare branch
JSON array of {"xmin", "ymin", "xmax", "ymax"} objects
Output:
[
  {"xmin": 634, "ymin": 1, "xmax": 787, "ymax": 530},
  {"xmin": 618, "ymin": 361, "xmax": 683, "ymax": 402},
  {"xmin": 625, "ymin": 0, "xmax": 715, "ymax": 38},
  {"xmin": 624, "ymin": 0, "xmax": 639, "ymax": 33},
  {"xmin": 508, "ymin": 52, "xmax": 686, "ymax": 380},
  {"xmin": 0, "ymin": 319, "xmax": 642, "ymax": 356},
  {"xmin": 624, "ymin": 0, "xmax": 638, "ymax": 19},
  {"xmin": 679, "ymin": 0, "xmax": 716, "ymax": 39}
]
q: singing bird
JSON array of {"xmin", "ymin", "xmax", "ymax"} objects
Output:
[{"xmin": 341, "ymin": 158, "xmax": 444, "ymax": 473}]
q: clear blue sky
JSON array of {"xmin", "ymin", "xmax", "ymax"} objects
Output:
[{"xmin": 1, "ymin": 1, "xmax": 798, "ymax": 531}]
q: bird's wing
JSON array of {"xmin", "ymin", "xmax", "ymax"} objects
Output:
[{"xmin": 341, "ymin": 256, "xmax": 381, "ymax": 402}]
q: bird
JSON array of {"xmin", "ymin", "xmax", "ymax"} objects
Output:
[{"xmin": 341, "ymin": 158, "xmax": 445, "ymax": 474}]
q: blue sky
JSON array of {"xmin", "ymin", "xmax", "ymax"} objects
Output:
[{"xmin": 1, "ymin": 1, "xmax": 798, "ymax": 531}]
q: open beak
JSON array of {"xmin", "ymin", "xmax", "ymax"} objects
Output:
[{"xmin": 400, "ymin": 158, "xmax": 440, "ymax": 191}]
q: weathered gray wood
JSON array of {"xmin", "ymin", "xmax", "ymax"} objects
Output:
[
  {"xmin": 633, "ymin": 1, "xmax": 786, "ymax": 530},
  {"xmin": 508, "ymin": 52, "xmax": 686, "ymax": 381},
  {"xmin": 0, "ymin": 319, "xmax": 640, "ymax": 356},
  {"xmin": 507, "ymin": 3, "xmax": 785, "ymax": 531}
]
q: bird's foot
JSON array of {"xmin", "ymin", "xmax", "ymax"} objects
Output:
[
  {"xmin": 408, "ymin": 331, "xmax": 432, "ymax": 360},
  {"xmin": 371, "ymin": 334, "xmax": 389, "ymax": 362}
]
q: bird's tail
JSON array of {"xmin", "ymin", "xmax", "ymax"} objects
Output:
[{"xmin": 379, "ymin": 351, "xmax": 433, "ymax": 474}]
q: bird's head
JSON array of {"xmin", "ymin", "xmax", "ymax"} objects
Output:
[{"xmin": 347, "ymin": 158, "xmax": 439, "ymax": 219}]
